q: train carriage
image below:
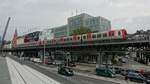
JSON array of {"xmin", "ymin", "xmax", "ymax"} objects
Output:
[
  {"xmin": 58, "ymin": 35, "xmax": 81, "ymax": 44},
  {"xmin": 82, "ymin": 29, "xmax": 127, "ymax": 43},
  {"xmin": 15, "ymin": 28, "xmax": 127, "ymax": 48}
]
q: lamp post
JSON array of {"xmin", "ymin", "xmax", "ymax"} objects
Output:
[{"xmin": 43, "ymin": 34, "xmax": 46, "ymax": 64}]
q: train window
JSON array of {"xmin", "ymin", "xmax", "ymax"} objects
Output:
[
  {"xmin": 92, "ymin": 34, "xmax": 96, "ymax": 38},
  {"xmin": 64, "ymin": 38, "xmax": 66, "ymax": 41},
  {"xmin": 111, "ymin": 31, "xmax": 114, "ymax": 36},
  {"xmin": 70, "ymin": 38, "xmax": 72, "ymax": 40},
  {"xmin": 77, "ymin": 36, "xmax": 80, "ymax": 40},
  {"xmin": 67, "ymin": 38, "xmax": 69, "ymax": 41},
  {"xmin": 97, "ymin": 34, "xmax": 101, "ymax": 38},
  {"xmin": 59, "ymin": 39, "xmax": 62, "ymax": 41},
  {"xmin": 118, "ymin": 31, "xmax": 121, "ymax": 35},
  {"xmin": 109, "ymin": 31, "xmax": 114, "ymax": 36},
  {"xmin": 103, "ymin": 33, "xmax": 107, "ymax": 37},
  {"xmin": 83, "ymin": 35, "xmax": 86, "ymax": 39}
]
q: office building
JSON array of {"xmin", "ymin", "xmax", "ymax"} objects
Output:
[
  {"xmin": 51, "ymin": 13, "xmax": 111, "ymax": 38},
  {"xmin": 68, "ymin": 13, "xmax": 111, "ymax": 35},
  {"xmin": 51, "ymin": 25, "xmax": 69, "ymax": 38}
]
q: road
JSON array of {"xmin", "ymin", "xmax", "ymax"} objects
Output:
[{"xmin": 8, "ymin": 55, "xmax": 118, "ymax": 84}]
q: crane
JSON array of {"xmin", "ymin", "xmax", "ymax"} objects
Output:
[{"xmin": 1, "ymin": 17, "xmax": 11, "ymax": 48}]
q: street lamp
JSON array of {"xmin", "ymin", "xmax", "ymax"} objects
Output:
[
  {"xmin": 42, "ymin": 31, "xmax": 46, "ymax": 64},
  {"xmin": 43, "ymin": 30, "xmax": 47, "ymax": 64},
  {"xmin": 44, "ymin": 38, "xmax": 45, "ymax": 64}
]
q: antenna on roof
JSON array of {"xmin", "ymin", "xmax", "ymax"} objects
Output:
[
  {"xmin": 76, "ymin": 9, "xmax": 78, "ymax": 15},
  {"xmin": 71, "ymin": 11, "xmax": 73, "ymax": 17}
]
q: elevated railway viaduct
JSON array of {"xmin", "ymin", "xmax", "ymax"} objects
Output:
[{"xmin": 1, "ymin": 39, "xmax": 150, "ymax": 64}]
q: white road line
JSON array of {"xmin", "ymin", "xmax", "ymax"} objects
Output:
[{"xmin": 6, "ymin": 57, "xmax": 60, "ymax": 84}]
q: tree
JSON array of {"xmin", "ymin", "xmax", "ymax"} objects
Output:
[
  {"xmin": 71, "ymin": 26, "xmax": 91, "ymax": 35},
  {"xmin": 111, "ymin": 48, "xmax": 126, "ymax": 65},
  {"xmin": 111, "ymin": 55, "xmax": 118, "ymax": 65}
]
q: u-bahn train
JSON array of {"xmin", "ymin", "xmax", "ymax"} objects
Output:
[{"xmin": 15, "ymin": 29, "xmax": 127, "ymax": 48}]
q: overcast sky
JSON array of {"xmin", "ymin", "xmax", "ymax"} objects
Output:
[{"xmin": 0, "ymin": 0, "xmax": 150, "ymax": 40}]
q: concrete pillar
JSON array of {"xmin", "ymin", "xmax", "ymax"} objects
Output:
[
  {"xmin": 65, "ymin": 52, "xmax": 71, "ymax": 66},
  {"xmin": 38, "ymin": 50, "xmax": 44, "ymax": 62},
  {"xmin": 96, "ymin": 52, "xmax": 104, "ymax": 68},
  {"xmin": 51, "ymin": 51, "xmax": 55, "ymax": 60}
]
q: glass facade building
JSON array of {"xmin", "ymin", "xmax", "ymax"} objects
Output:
[
  {"xmin": 51, "ymin": 13, "xmax": 111, "ymax": 38},
  {"xmin": 68, "ymin": 13, "xmax": 111, "ymax": 34},
  {"xmin": 51, "ymin": 25, "xmax": 69, "ymax": 38},
  {"xmin": 68, "ymin": 13, "xmax": 93, "ymax": 34},
  {"xmin": 84, "ymin": 16, "xmax": 111, "ymax": 32}
]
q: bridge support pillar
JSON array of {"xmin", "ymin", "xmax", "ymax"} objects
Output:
[
  {"xmin": 65, "ymin": 52, "xmax": 71, "ymax": 66},
  {"xmin": 50, "ymin": 51, "xmax": 55, "ymax": 60},
  {"xmin": 96, "ymin": 52, "xmax": 104, "ymax": 69},
  {"xmin": 38, "ymin": 50, "xmax": 50, "ymax": 64}
]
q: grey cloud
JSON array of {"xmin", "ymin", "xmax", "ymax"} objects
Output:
[{"xmin": 0, "ymin": 0, "xmax": 149, "ymax": 40}]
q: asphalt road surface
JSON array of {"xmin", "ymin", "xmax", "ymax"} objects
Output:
[{"xmin": 9, "ymin": 55, "xmax": 118, "ymax": 84}]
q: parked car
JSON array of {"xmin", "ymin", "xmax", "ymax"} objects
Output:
[
  {"xmin": 58, "ymin": 65, "xmax": 74, "ymax": 76},
  {"xmin": 121, "ymin": 58, "xmax": 126, "ymax": 63},
  {"xmin": 121, "ymin": 69, "xmax": 138, "ymax": 76},
  {"xmin": 126, "ymin": 69, "xmax": 139, "ymax": 74},
  {"xmin": 114, "ymin": 67, "xmax": 122, "ymax": 74},
  {"xmin": 102, "ymin": 61, "xmax": 112, "ymax": 65},
  {"xmin": 96, "ymin": 67, "xmax": 115, "ymax": 77},
  {"xmin": 109, "ymin": 67, "xmax": 121, "ymax": 74},
  {"xmin": 69, "ymin": 62, "xmax": 76, "ymax": 67},
  {"xmin": 126, "ymin": 72, "xmax": 146, "ymax": 83},
  {"xmin": 142, "ymin": 72, "xmax": 150, "ymax": 84},
  {"xmin": 120, "ymin": 69, "xmax": 127, "ymax": 76},
  {"xmin": 47, "ymin": 60, "xmax": 54, "ymax": 65}
]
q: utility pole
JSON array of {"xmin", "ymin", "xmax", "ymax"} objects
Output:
[
  {"xmin": 44, "ymin": 39, "xmax": 45, "ymax": 64},
  {"xmin": 43, "ymin": 31, "xmax": 46, "ymax": 64}
]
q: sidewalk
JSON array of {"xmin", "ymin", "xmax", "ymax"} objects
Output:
[{"xmin": 0, "ymin": 56, "xmax": 11, "ymax": 84}]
